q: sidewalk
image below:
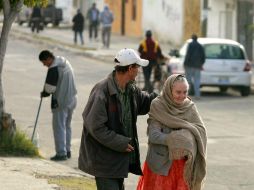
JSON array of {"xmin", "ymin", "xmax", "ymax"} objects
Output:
[
  {"xmin": 0, "ymin": 157, "xmax": 94, "ymax": 190},
  {"xmin": 10, "ymin": 23, "xmax": 172, "ymax": 63}
]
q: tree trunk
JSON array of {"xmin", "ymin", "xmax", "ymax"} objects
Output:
[
  {"xmin": 0, "ymin": 17, "xmax": 11, "ymax": 131},
  {"xmin": 0, "ymin": 0, "xmax": 23, "ymax": 132}
]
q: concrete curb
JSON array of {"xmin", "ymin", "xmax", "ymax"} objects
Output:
[{"xmin": 0, "ymin": 157, "xmax": 94, "ymax": 190}]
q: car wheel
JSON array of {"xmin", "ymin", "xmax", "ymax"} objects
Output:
[
  {"xmin": 240, "ymin": 86, "xmax": 250, "ymax": 97},
  {"xmin": 219, "ymin": 87, "xmax": 228, "ymax": 93}
]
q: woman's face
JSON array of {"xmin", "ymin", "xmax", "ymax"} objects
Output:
[{"xmin": 171, "ymin": 81, "xmax": 188, "ymax": 105}]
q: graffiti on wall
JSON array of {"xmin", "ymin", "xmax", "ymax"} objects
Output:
[{"xmin": 161, "ymin": 0, "xmax": 180, "ymax": 21}]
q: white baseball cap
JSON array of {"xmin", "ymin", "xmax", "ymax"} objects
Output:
[{"xmin": 115, "ymin": 48, "xmax": 149, "ymax": 67}]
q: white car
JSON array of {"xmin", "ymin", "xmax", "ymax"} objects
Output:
[{"xmin": 168, "ymin": 38, "xmax": 252, "ymax": 96}]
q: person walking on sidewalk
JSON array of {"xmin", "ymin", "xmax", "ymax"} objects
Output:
[
  {"xmin": 39, "ymin": 50, "xmax": 77, "ymax": 161},
  {"xmin": 30, "ymin": 6, "xmax": 42, "ymax": 33},
  {"xmin": 78, "ymin": 48, "xmax": 157, "ymax": 190},
  {"xmin": 183, "ymin": 34, "xmax": 205, "ymax": 99},
  {"xmin": 137, "ymin": 74, "xmax": 207, "ymax": 190},
  {"xmin": 72, "ymin": 9, "xmax": 85, "ymax": 45},
  {"xmin": 100, "ymin": 5, "xmax": 114, "ymax": 48},
  {"xmin": 87, "ymin": 3, "xmax": 100, "ymax": 41},
  {"xmin": 138, "ymin": 30, "xmax": 165, "ymax": 93}
]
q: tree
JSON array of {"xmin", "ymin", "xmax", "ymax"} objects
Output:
[{"xmin": 0, "ymin": 0, "xmax": 48, "ymax": 132}]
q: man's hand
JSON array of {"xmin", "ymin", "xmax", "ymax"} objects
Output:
[
  {"xmin": 125, "ymin": 143, "xmax": 134, "ymax": 152},
  {"xmin": 40, "ymin": 91, "xmax": 50, "ymax": 98}
]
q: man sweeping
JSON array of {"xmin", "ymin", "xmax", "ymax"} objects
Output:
[{"xmin": 39, "ymin": 50, "xmax": 77, "ymax": 161}]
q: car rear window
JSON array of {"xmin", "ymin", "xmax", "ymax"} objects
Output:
[{"xmin": 204, "ymin": 44, "xmax": 244, "ymax": 59}]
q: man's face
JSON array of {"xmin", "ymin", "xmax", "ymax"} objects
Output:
[
  {"xmin": 128, "ymin": 64, "xmax": 140, "ymax": 81},
  {"xmin": 41, "ymin": 57, "xmax": 52, "ymax": 67}
]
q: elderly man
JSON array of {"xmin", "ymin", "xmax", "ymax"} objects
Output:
[{"xmin": 78, "ymin": 48, "xmax": 157, "ymax": 190}]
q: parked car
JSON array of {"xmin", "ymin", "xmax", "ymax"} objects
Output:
[
  {"xmin": 168, "ymin": 38, "xmax": 252, "ymax": 96},
  {"xmin": 16, "ymin": 5, "xmax": 62, "ymax": 26},
  {"xmin": 42, "ymin": 4, "xmax": 63, "ymax": 26}
]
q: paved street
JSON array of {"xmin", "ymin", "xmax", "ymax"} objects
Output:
[{"xmin": 3, "ymin": 25, "xmax": 254, "ymax": 190}]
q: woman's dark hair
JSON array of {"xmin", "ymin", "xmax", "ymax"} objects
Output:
[{"xmin": 39, "ymin": 50, "xmax": 54, "ymax": 61}]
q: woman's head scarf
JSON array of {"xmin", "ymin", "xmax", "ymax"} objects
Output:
[{"xmin": 148, "ymin": 74, "xmax": 207, "ymax": 190}]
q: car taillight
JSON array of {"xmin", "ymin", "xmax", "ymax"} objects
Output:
[{"xmin": 243, "ymin": 60, "xmax": 252, "ymax": 71}]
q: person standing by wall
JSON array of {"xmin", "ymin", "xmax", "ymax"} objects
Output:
[
  {"xmin": 183, "ymin": 34, "xmax": 205, "ymax": 99},
  {"xmin": 78, "ymin": 48, "xmax": 157, "ymax": 190},
  {"xmin": 39, "ymin": 50, "xmax": 77, "ymax": 161},
  {"xmin": 86, "ymin": 3, "xmax": 100, "ymax": 41},
  {"xmin": 100, "ymin": 5, "xmax": 114, "ymax": 48},
  {"xmin": 72, "ymin": 9, "xmax": 85, "ymax": 45},
  {"xmin": 138, "ymin": 30, "xmax": 165, "ymax": 93},
  {"xmin": 137, "ymin": 74, "xmax": 207, "ymax": 190}
]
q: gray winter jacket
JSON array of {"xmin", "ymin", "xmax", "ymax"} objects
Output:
[
  {"xmin": 44, "ymin": 56, "xmax": 77, "ymax": 110},
  {"xmin": 146, "ymin": 120, "xmax": 173, "ymax": 176},
  {"xmin": 100, "ymin": 6, "xmax": 114, "ymax": 27}
]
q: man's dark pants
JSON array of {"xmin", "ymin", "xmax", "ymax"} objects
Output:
[
  {"xmin": 89, "ymin": 21, "xmax": 98, "ymax": 39},
  {"xmin": 74, "ymin": 31, "xmax": 84, "ymax": 45},
  {"xmin": 95, "ymin": 177, "xmax": 124, "ymax": 190},
  {"xmin": 142, "ymin": 60, "xmax": 156, "ymax": 93}
]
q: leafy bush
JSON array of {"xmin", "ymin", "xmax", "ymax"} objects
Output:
[{"xmin": 0, "ymin": 129, "xmax": 39, "ymax": 157}]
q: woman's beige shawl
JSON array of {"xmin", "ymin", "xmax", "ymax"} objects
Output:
[{"xmin": 148, "ymin": 74, "xmax": 207, "ymax": 190}]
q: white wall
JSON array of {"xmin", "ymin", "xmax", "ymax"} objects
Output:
[
  {"xmin": 56, "ymin": 0, "xmax": 73, "ymax": 23},
  {"xmin": 56, "ymin": 0, "xmax": 104, "ymax": 24},
  {"xmin": 83, "ymin": 0, "xmax": 104, "ymax": 15},
  {"xmin": 142, "ymin": 0, "xmax": 184, "ymax": 46},
  {"xmin": 207, "ymin": 0, "xmax": 237, "ymax": 40}
]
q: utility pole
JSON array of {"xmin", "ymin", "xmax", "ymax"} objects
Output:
[
  {"xmin": 121, "ymin": 0, "xmax": 126, "ymax": 35},
  {"xmin": 202, "ymin": 0, "xmax": 208, "ymax": 37}
]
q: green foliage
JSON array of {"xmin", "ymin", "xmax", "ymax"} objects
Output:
[
  {"xmin": 0, "ymin": 0, "xmax": 48, "ymax": 10},
  {"xmin": 0, "ymin": 129, "xmax": 40, "ymax": 157},
  {"xmin": 24, "ymin": 0, "xmax": 48, "ymax": 7}
]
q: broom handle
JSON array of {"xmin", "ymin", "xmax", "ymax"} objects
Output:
[{"xmin": 31, "ymin": 98, "xmax": 43, "ymax": 141}]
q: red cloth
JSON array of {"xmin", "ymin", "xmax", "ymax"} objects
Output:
[
  {"xmin": 136, "ymin": 160, "xmax": 189, "ymax": 190},
  {"xmin": 140, "ymin": 38, "xmax": 157, "ymax": 61}
]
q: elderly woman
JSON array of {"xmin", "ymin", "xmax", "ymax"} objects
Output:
[{"xmin": 137, "ymin": 74, "xmax": 207, "ymax": 190}]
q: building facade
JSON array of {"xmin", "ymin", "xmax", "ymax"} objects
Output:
[
  {"xmin": 58, "ymin": 0, "xmax": 253, "ymax": 59},
  {"xmin": 205, "ymin": 0, "xmax": 237, "ymax": 40},
  {"xmin": 105, "ymin": 0, "xmax": 201, "ymax": 46},
  {"xmin": 204, "ymin": 0, "xmax": 253, "ymax": 60}
]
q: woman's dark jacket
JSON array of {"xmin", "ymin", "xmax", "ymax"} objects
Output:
[{"xmin": 78, "ymin": 72, "xmax": 157, "ymax": 178}]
